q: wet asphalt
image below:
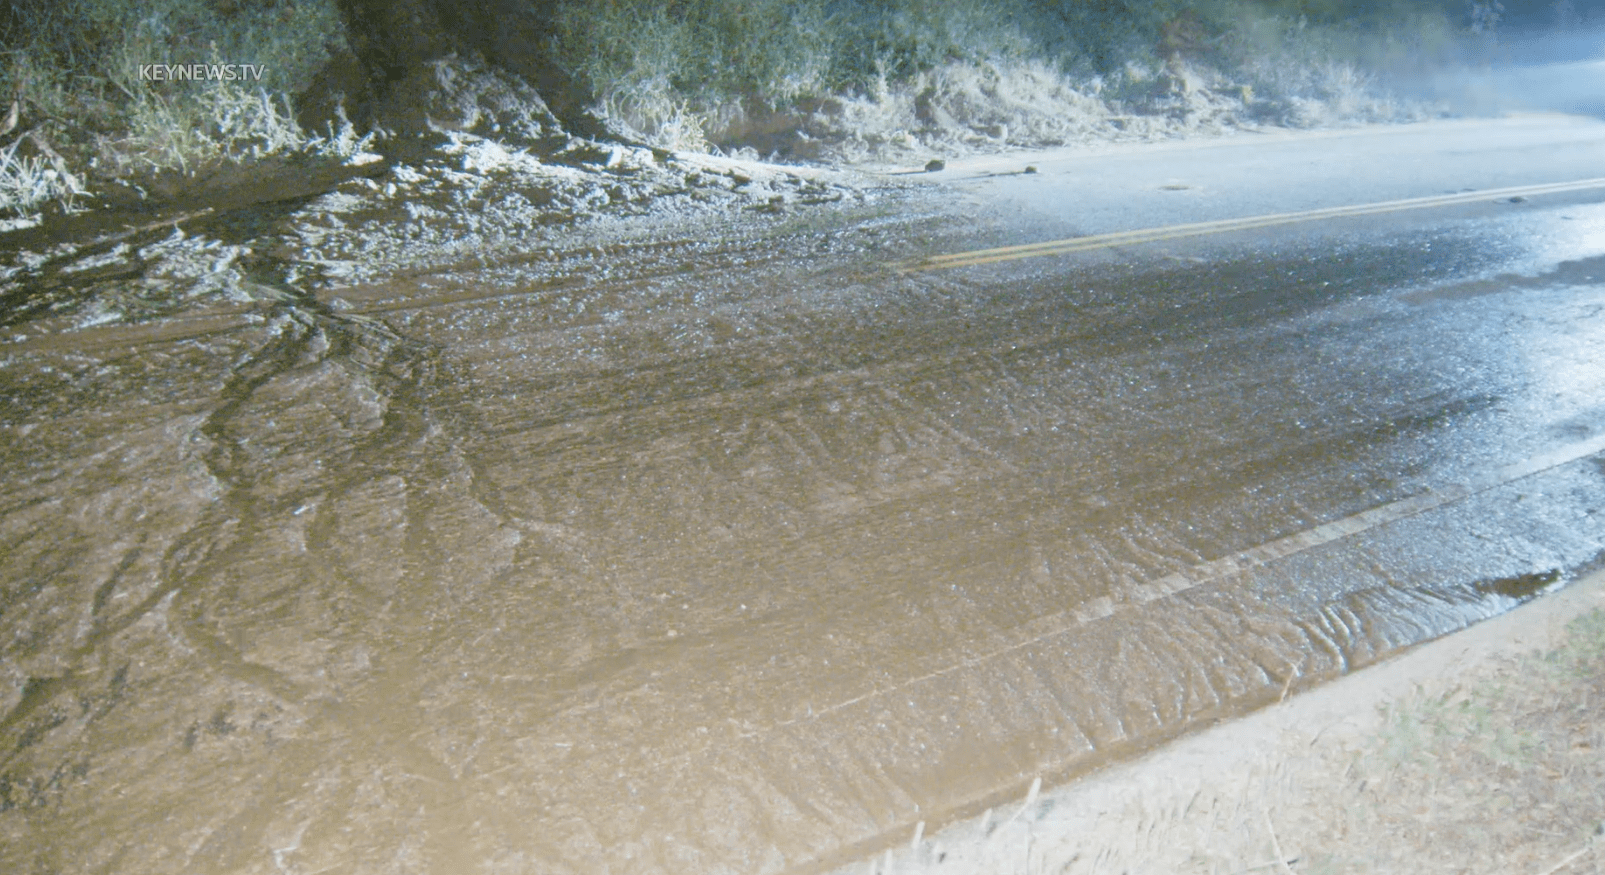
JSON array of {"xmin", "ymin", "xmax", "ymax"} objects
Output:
[{"xmin": 2, "ymin": 119, "xmax": 1605, "ymax": 874}]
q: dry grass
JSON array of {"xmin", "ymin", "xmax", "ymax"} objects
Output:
[
  {"xmin": 1324, "ymin": 609, "xmax": 1605, "ymax": 874},
  {"xmin": 0, "ymin": 131, "xmax": 83, "ymax": 219},
  {"xmin": 0, "ymin": 0, "xmax": 342, "ymax": 217},
  {"xmin": 0, "ymin": 0, "xmax": 1553, "ymax": 215},
  {"xmin": 551, "ymin": 0, "xmax": 1461, "ymax": 158}
]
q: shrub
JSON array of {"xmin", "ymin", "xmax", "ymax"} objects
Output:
[
  {"xmin": 541, "ymin": 0, "xmax": 1470, "ymax": 149},
  {"xmin": 0, "ymin": 0, "xmax": 1510, "ymax": 213},
  {"xmin": 0, "ymin": 0, "xmax": 343, "ymax": 214}
]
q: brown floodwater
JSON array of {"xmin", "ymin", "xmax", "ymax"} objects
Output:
[{"xmin": 2, "ymin": 178, "xmax": 1605, "ymax": 874}]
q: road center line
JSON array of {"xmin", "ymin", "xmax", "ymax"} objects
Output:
[{"xmin": 899, "ymin": 177, "xmax": 1605, "ymax": 271}]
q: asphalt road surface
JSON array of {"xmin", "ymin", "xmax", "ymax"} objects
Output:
[{"xmin": 2, "ymin": 114, "xmax": 1604, "ymax": 874}]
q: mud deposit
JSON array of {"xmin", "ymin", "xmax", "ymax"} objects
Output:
[{"xmin": 3, "ymin": 141, "xmax": 1605, "ymax": 874}]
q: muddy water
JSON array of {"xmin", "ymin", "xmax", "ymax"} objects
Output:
[{"xmin": 3, "ymin": 191, "xmax": 1605, "ymax": 874}]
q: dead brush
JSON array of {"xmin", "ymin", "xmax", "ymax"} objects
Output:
[{"xmin": 0, "ymin": 127, "xmax": 83, "ymax": 216}]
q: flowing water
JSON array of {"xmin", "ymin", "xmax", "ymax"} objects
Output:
[{"xmin": 3, "ymin": 168, "xmax": 1605, "ymax": 873}]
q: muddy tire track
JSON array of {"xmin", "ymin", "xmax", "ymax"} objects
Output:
[{"xmin": 0, "ymin": 265, "xmax": 509, "ymax": 870}]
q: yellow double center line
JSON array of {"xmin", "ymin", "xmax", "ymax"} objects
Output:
[{"xmin": 901, "ymin": 177, "xmax": 1605, "ymax": 272}]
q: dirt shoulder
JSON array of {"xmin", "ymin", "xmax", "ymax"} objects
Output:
[{"xmin": 833, "ymin": 570, "xmax": 1605, "ymax": 875}]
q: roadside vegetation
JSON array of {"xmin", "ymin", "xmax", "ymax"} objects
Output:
[
  {"xmin": 549, "ymin": 0, "xmax": 1475, "ymax": 152},
  {"xmin": 839, "ymin": 599, "xmax": 1605, "ymax": 874},
  {"xmin": 1338, "ymin": 606, "xmax": 1605, "ymax": 873},
  {"xmin": 0, "ymin": 0, "xmax": 1591, "ymax": 220},
  {"xmin": 0, "ymin": 0, "xmax": 353, "ymax": 222}
]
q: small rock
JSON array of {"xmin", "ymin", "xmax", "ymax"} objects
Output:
[
  {"xmin": 1024, "ymin": 166, "xmax": 1038, "ymax": 174},
  {"xmin": 925, "ymin": 159, "xmax": 946, "ymax": 173}
]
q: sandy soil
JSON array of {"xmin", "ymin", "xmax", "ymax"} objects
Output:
[{"xmin": 830, "ymin": 569, "xmax": 1605, "ymax": 875}]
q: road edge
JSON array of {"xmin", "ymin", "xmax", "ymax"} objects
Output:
[{"xmin": 832, "ymin": 565, "xmax": 1605, "ymax": 874}]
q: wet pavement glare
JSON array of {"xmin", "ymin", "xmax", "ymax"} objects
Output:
[{"xmin": 2, "ymin": 187, "xmax": 1605, "ymax": 874}]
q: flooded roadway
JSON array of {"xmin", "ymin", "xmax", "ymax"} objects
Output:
[{"xmin": 3, "ymin": 129, "xmax": 1605, "ymax": 874}]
